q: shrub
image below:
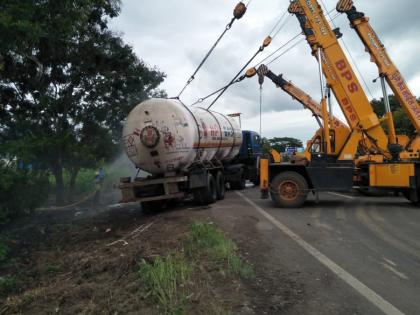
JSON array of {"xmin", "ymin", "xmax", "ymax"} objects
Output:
[
  {"xmin": 0, "ymin": 239, "xmax": 7, "ymax": 263},
  {"xmin": 0, "ymin": 163, "xmax": 49, "ymax": 224},
  {"xmin": 0, "ymin": 276, "xmax": 17, "ymax": 295}
]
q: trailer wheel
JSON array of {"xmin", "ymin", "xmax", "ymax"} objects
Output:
[
  {"xmin": 193, "ymin": 173, "xmax": 217, "ymax": 205},
  {"xmin": 230, "ymin": 171, "xmax": 246, "ymax": 190},
  {"xmin": 216, "ymin": 171, "xmax": 226, "ymax": 200},
  {"xmin": 141, "ymin": 200, "xmax": 165, "ymax": 213},
  {"xmin": 270, "ymin": 171, "xmax": 308, "ymax": 208}
]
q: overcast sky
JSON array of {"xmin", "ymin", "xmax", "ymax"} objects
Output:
[{"xmin": 109, "ymin": 0, "xmax": 420, "ymax": 142}]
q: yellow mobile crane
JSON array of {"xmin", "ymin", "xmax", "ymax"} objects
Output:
[
  {"xmin": 245, "ymin": 65, "xmax": 350, "ymax": 160},
  {"xmin": 336, "ymin": 0, "xmax": 420, "ymax": 157},
  {"xmin": 259, "ymin": 0, "xmax": 420, "ymax": 207}
]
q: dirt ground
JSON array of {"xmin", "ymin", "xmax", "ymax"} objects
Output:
[{"xmin": 0, "ymin": 195, "xmax": 303, "ymax": 314}]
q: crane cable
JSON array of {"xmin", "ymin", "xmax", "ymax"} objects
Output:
[
  {"xmin": 255, "ymin": 32, "xmax": 303, "ymax": 67},
  {"xmin": 206, "ymin": 8, "xmax": 294, "ymax": 110},
  {"xmin": 258, "ymin": 8, "xmax": 341, "ymax": 67},
  {"xmin": 206, "ymin": 36, "xmax": 272, "ymax": 110},
  {"xmin": 191, "ymin": 31, "xmax": 302, "ymax": 108},
  {"xmin": 259, "ymin": 74, "xmax": 263, "ymax": 138},
  {"xmin": 176, "ymin": 1, "xmax": 251, "ymax": 99},
  {"xmin": 191, "ymin": 76, "xmax": 246, "ymax": 106}
]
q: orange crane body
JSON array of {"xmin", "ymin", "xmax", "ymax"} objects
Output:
[
  {"xmin": 289, "ymin": 0, "xmax": 391, "ymax": 159},
  {"xmin": 336, "ymin": 0, "xmax": 420, "ymax": 155}
]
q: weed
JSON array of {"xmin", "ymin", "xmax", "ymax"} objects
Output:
[
  {"xmin": 185, "ymin": 222, "xmax": 254, "ymax": 279},
  {"xmin": 0, "ymin": 276, "xmax": 17, "ymax": 295},
  {"xmin": 139, "ymin": 253, "xmax": 191, "ymax": 314},
  {"xmin": 185, "ymin": 222, "xmax": 236, "ymax": 259},
  {"xmin": 228, "ymin": 255, "xmax": 255, "ymax": 280},
  {"xmin": 44, "ymin": 264, "xmax": 59, "ymax": 274}
]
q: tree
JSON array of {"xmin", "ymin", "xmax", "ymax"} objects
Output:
[
  {"xmin": 371, "ymin": 95, "xmax": 417, "ymax": 136},
  {"xmin": 267, "ymin": 137, "xmax": 303, "ymax": 153},
  {"xmin": 0, "ymin": 0, "xmax": 166, "ymax": 204}
]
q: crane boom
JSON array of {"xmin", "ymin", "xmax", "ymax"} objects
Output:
[
  {"xmin": 289, "ymin": 0, "xmax": 390, "ymax": 157},
  {"xmin": 263, "ymin": 69, "xmax": 347, "ymax": 130},
  {"xmin": 336, "ymin": 0, "xmax": 420, "ymax": 134}
]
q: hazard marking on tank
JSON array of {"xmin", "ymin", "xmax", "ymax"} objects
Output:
[
  {"xmin": 163, "ymin": 131, "xmax": 175, "ymax": 149},
  {"xmin": 133, "ymin": 128, "xmax": 141, "ymax": 136},
  {"xmin": 123, "ymin": 135, "xmax": 138, "ymax": 157}
]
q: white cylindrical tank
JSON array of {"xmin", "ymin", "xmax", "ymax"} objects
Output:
[{"xmin": 122, "ymin": 98, "xmax": 242, "ymax": 175}]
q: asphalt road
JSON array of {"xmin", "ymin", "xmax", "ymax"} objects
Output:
[{"xmin": 214, "ymin": 187, "xmax": 420, "ymax": 315}]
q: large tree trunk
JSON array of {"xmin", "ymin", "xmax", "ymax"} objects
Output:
[
  {"xmin": 68, "ymin": 167, "xmax": 80, "ymax": 203},
  {"xmin": 53, "ymin": 166, "xmax": 65, "ymax": 205}
]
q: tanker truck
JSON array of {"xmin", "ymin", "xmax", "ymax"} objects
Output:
[{"xmin": 119, "ymin": 98, "xmax": 262, "ymax": 210}]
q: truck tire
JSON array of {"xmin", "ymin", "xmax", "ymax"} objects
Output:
[
  {"xmin": 216, "ymin": 171, "xmax": 226, "ymax": 200},
  {"xmin": 230, "ymin": 171, "xmax": 246, "ymax": 190},
  {"xmin": 270, "ymin": 171, "xmax": 308, "ymax": 208},
  {"xmin": 141, "ymin": 200, "xmax": 165, "ymax": 213},
  {"xmin": 193, "ymin": 173, "xmax": 217, "ymax": 205},
  {"xmin": 252, "ymin": 177, "xmax": 260, "ymax": 187},
  {"xmin": 403, "ymin": 189, "xmax": 420, "ymax": 205}
]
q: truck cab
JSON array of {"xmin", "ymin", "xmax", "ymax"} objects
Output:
[
  {"xmin": 230, "ymin": 130, "xmax": 262, "ymax": 186},
  {"xmin": 239, "ymin": 130, "xmax": 262, "ymax": 160}
]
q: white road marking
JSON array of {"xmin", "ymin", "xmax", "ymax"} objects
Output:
[
  {"xmin": 336, "ymin": 207, "xmax": 347, "ymax": 220},
  {"xmin": 328, "ymin": 192, "xmax": 355, "ymax": 200},
  {"xmin": 383, "ymin": 258, "xmax": 397, "ymax": 267},
  {"xmin": 381, "ymin": 263, "xmax": 409, "ymax": 280},
  {"xmin": 310, "ymin": 208, "xmax": 321, "ymax": 219},
  {"xmin": 236, "ymin": 191, "xmax": 405, "ymax": 315}
]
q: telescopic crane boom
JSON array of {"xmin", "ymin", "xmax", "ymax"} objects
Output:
[
  {"xmin": 246, "ymin": 66, "xmax": 347, "ymax": 129},
  {"xmin": 246, "ymin": 65, "xmax": 350, "ymax": 158},
  {"xmin": 336, "ymin": 0, "xmax": 420, "ymax": 156},
  {"xmin": 289, "ymin": 0, "xmax": 393, "ymax": 160}
]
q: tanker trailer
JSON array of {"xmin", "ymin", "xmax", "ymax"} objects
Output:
[{"xmin": 119, "ymin": 98, "xmax": 261, "ymax": 209}]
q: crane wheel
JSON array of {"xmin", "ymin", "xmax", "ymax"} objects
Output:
[
  {"xmin": 270, "ymin": 171, "xmax": 308, "ymax": 208},
  {"xmin": 402, "ymin": 189, "xmax": 420, "ymax": 205},
  {"xmin": 193, "ymin": 173, "xmax": 217, "ymax": 205},
  {"xmin": 215, "ymin": 171, "xmax": 226, "ymax": 200}
]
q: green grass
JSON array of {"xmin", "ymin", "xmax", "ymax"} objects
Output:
[
  {"xmin": 139, "ymin": 254, "xmax": 191, "ymax": 314},
  {"xmin": 138, "ymin": 222, "xmax": 254, "ymax": 314},
  {"xmin": 0, "ymin": 276, "xmax": 17, "ymax": 295},
  {"xmin": 185, "ymin": 222, "xmax": 255, "ymax": 279}
]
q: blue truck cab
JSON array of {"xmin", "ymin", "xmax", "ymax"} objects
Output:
[
  {"xmin": 224, "ymin": 130, "xmax": 262, "ymax": 188},
  {"xmin": 239, "ymin": 130, "xmax": 262, "ymax": 160}
]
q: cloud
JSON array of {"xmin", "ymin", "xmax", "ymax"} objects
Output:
[{"xmin": 110, "ymin": 0, "xmax": 420, "ymax": 142}]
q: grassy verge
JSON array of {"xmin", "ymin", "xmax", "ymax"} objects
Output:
[
  {"xmin": 138, "ymin": 222, "xmax": 254, "ymax": 314},
  {"xmin": 185, "ymin": 222, "xmax": 255, "ymax": 279},
  {"xmin": 139, "ymin": 254, "xmax": 191, "ymax": 314}
]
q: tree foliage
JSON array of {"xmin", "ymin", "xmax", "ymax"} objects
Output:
[
  {"xmin": 266, "ymin": 137, "xmax": 303, "ymax": 153},
  {"xmin": 371, "ymin": 95, "xmax": 418, "ymax": 136},
  {"xmin": 0, "ymin": 0, "xmax": 166, "ymax": 204}
]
